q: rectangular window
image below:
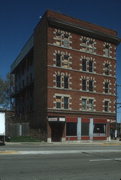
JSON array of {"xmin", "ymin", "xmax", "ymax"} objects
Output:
[
  {"xmin": 105, "ymin": 82, "xmax": 109, "ymax": 93},
  {"xmin": 104, "ymin": 101, "xmax": 109, "ymax": 112},
  {"xmin": 64, "ymin": 76, "xmax": 69, "ymax": 89},
  {"xmin": 81, "ymin": 123, "xmax": 89, "ymax": 136},
  {"xmin": 93, "ymin": 124, "xmax": 106, "ymax": 134},
  {"xmin": 56, "ymin": 54, "xmax": 61, "ymax": 67},
  {"xmin": 82, "ymin": 98, "xmax": 87, "ymax": 110},
  {"xmin": 56, "ymin": 31, "xmax": 61, "ymax": 38},
  {"xmin": 87, "ymin": 40, "xmax": 94, "ymax": 53},
  {"xmin": 89, "ymin": 80, "xmax": 93, "ymax": 92},
  {"xmin": 56, "ymin": 75, "xmax": 61, "ymax": 88},
  {"xmin": 89, "ymin": 60, "xmax": 93, "ymax": 72},
  {"xmin": 104, "ymin": 45, "xmax": 110, "ymax": 57},
  {"xmin": 82, "ymin": 79, "xmax": 86, "ymax": 91},
  {"xmin": 88, "ymin": 99, "xmax": 94, "ymax": 111},
  {"xmin": 63, "ymin": 39, "xmax": 70, "ymax": 48},
  {"xmin": 63, "ymin": 55, "xmax": 69, "ymax": 68},
  {"xmin": 56, "ymin": 96, "xmax": 61, "ymax": 109},
  {"xmin": 105, "ymin": 64, "xmax": 110, "ymax": 75},
  {"xmin": 64, "ymin": 97, "xmax": 69, "ymax": 109},
  {"xmin": 63, "ymin": 34, "xmax": 70, "ymax": 48},
  {"xmin": 66, "ymin": 122, "xmax": 77, "ymax": 136},
  {"xmin": 82, "ymin": 59, "xmax": 87, "ymax": 71}
]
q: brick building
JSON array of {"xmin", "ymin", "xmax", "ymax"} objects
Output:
[{"xmin": 11, "ymin": 10, "xmax": 120, "ymax": 142}]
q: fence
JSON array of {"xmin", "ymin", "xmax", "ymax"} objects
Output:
[{"xmin": 6, "ymin": 122, "xmax": 30, "ymax": 137}]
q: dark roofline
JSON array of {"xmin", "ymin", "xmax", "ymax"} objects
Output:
[
  {"xmin": 11, "ymin": 35, "xmax": 34, "ymax": 73},
  {"xmin": 47, "ymin": 17, "xmax": 121, "ymax": 45}
]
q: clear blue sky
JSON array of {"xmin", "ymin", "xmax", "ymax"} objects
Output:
[{"xmin": 0, "ymin": 0, "xmax": 121, "ymax": 121}]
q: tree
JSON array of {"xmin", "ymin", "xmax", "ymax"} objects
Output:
[{"xmin": 0, "ymin": 73, "xmax": 11, "ymax": 109}]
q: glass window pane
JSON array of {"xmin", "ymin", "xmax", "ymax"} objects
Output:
[
  {"xmin": 82, "ymin": 59, "xmax": 86, "ymax": 71},
  {"xmin": 56, "ymin": 96, "xmax": 61, "ymax": 108},
  {"xmin": 104, "ymin": 101, "xmax": 109, "ymax": 112},
  {"xmin": 105, "ymin": 82, "xmax": 109, "ymax": 93},
  {"xmin": 56, "ymin": 54, "xmax": 61, "ymax": 67},
  {"xmin": 56, "ymin": 75, "xmax": 61, "ymax": 87},
  {"xmin": 89, "ymin": 80, "xmax": 93, "ymax": 91},
  {"xmin": 93, "ymin": 124, "xmax": 106, "ymax": 134},
  {"xmin": 82, "ymin": 99, "xmax": 87, "ymax": 110},
  {"xmin": 81, "ymin": 123, "xmax": 89, "ymax": 136},
  {"xmin": 66, "ymin": 122, "xmax": 77, "ymax": 136},
  {"xmin": 64, "ymin": 76, "xmax": 68, "ymax": 89},
  {"xmin": 64, "ymin": 97, "xmax": 69, "ymax": 109},
  {"xmin": 82, "ymin": 79, "xmax": 86, "ymax": 91},
  {"xmin": 88, "ymin": 99, "xmax": 94, "ymax": 111},
  {"xmin": 89, "ymin": 60, "xmax": 93, "ymax": 72}
]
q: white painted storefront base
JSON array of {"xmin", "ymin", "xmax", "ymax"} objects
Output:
[
  {"xmin": 61, "ymin": 138, "xmax": 66, "ymax": 142},
  {"xmin": 47, "ymin": 138, "xmax": 51, "ymax": 143}
]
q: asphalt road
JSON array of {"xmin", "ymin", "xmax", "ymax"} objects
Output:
[{"xmin": 0, "ymin": 144, "xmax": 121, "ymax": 180}]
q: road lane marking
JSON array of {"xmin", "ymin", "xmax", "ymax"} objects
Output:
[
  {"xmin": 0, "ymin": 151, "xmax": 18, "ymax": 154},
  {"xmin": 0, "ymin": 149, "xmax": 121, "ymax": 155},
  {"xmin": 17, "ymin": 150, "xmax": 121, "ymax": 155},
  {"xmin": 90, "ymin": 159, "xmax": 113, "ymax": 162},
  {"xmin": 114, "ymin": 158, "xmax": 121, "ymax": 161},
  {"xmin": 90, "ymin": 158, "xmax": 121, "ymax": 162}
]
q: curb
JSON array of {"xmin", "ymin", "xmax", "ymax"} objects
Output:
[{"xmin": 5, "ymin": 140, "xmax": 121, "ymax": 146}]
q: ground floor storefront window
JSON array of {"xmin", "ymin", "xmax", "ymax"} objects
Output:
[
  {"xmin": 66, "ymin": 122, "xmax": 77, "ymax": 136},
  {"xmin": 81, "ymin": 122, "xmax": 89, "ymax": 136},
  {"xmin": 93, "ymin": 123, "xmax": 106, "ymax": 136}
]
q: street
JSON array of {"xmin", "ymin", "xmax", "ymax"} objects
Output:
[{"xmin": 0, "ymin": 143, "xmax": 121, "ymax": 180}]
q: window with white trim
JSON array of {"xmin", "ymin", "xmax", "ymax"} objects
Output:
[
  {"xmin": 81, "ymin": 97, "xmax": 95, "ymax": 111},
  {"xmin": 89, "ymin": 60, "xmax": 93, "ymax": 72},
  {"xmin": 64, "ymin": 76, "xmax": 69, "ymax": 89},
  {"xmin": 82, "ymin": 59, "xmax": 87, "ymax": 71},
  {"xmin": 63, "ymin": 55, "xmax": 69, "ymax": 68},
  {"xmin": 64, "ymin": 97, "xmax": 69, "ymax": 109},
  {"xmin": 80, "ymin": 36, "xmax": 96, "ymax": 54},
  {"xmin": 104, "ymin": 100, "xmax": 109, "ymax": 112},
  {"xmin": 56, "ymin": 54, "xmax": 61, "ymax": 67},
  {"xmin": 55, "ymin": 95, "xmax": 70, "ymax": 110},
  {"xmin": 104, "ymin": 44, "xmax": 111, "ymax": 57},
  {"xmin": 81, "ymin": 57, "xmax": 95, "ymax": 73},
  {"xmin": 56, "ymin": 96, "xmax": 62, "ymax": 109},
  {"xmin": 89, "ymin": 80, "xmax": 93, "ymax": 92},
  {"xmin": 82, "ymin": 98, "xmax": 87, "ymax": 110},
  {"xmin": 54, "ymin": 29, "xmax": 72, "ymax": 48},
  {"xmin": 55, "ymin": 73, "xmax": 70, "ymax": 89},
  {"xmin": 55, "ymin": 52, "xmax": 71, "ymax": 69},
  {"xmin": 105, "ymin": 82, "xmax": 109, "ymax": 93},
  {"xmin": 88, "ymin": 99, "xmax": 94, "ymax": 111},
  {"xmin": 56, "ymin": 75, "xmax": 61, "ymax": 88},
  {"xmin": 104, "ymin": 63, "xmax": 110, "ymax": 75},
  {"xmin": 82, "ymin": 79, "xmax": 87, "ymax": 91}
]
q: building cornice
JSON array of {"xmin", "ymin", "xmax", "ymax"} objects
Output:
[
  {"xmin": 47, "ymin": 108, "xmax": 116, "ymax": 117},
  {"xmin": 47, "ymin": 17, "xmax": 121, "ymax": 45}
]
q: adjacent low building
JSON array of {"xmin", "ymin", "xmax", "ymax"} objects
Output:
[{"xmin": 11, "ymin": 10, "xmax": 120, "ymax": 142}]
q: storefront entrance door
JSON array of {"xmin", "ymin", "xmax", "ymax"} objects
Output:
[{"xmin": 50, "ymin": 122, "xmax": 65, "ymax": 142}]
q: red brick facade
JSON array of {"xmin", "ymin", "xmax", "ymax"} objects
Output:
[{"xmin": 11, "ymin": 10, "xmax": 120, "ymax": 142}]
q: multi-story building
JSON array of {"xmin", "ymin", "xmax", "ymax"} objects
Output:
[{"xmin": 11, "ymin": 10, "xmax": 120, "ymax": 142}]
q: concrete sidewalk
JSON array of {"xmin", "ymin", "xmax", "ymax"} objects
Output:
[{"xmin": 5, "ymin": 139, "xmax": 121, "ymax": 146}]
